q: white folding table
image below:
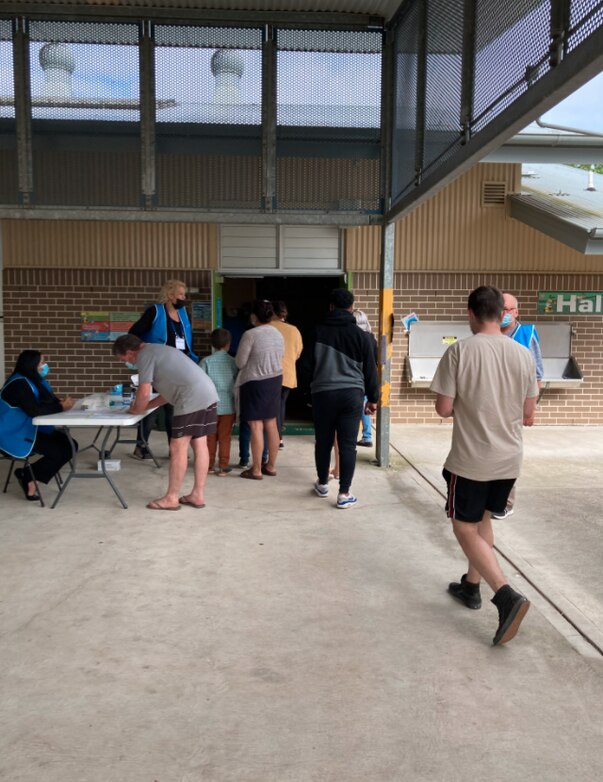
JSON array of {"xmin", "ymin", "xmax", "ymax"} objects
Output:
[{"xmin": 32, "ymin": 403, "xmax": 159, "ymax": 509}]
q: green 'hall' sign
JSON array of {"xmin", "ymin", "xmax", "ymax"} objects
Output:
[{"xmin": 538, "ymin": 291, "xmax": 603, "ymax": 315}]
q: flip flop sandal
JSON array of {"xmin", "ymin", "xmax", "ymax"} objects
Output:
[
  {"xmin": 179, "ymin": 496, "xmax": 206, "ymax": 509},
  {"xmin": 146, "ymin": 500, "xmax": 181, "ymax": 511},
  {"xmin": 240, "ymin": 469, "xmax": 262, "ymax": 480},
  {"xmin": 261, "ymin": 465, "xmax": 277, "ymax": 477}
]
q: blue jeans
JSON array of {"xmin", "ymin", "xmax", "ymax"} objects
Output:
[{"xmin": 360, "ymin": 396, "xmax": 372, "ymax": 442}]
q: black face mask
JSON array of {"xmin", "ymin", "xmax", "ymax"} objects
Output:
[{"xmin": 173, "ymin": 299, "xmax": 187, "ymax": 310}]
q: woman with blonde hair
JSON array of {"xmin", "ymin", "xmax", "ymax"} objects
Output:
[{"xmin": 128, "ymin": 279, "xmax": 198, "ymax": 459}]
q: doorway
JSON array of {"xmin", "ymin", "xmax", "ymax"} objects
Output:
[{"xmin": 221, "ymin": 274, "xmax": 345, "ymax": 422}]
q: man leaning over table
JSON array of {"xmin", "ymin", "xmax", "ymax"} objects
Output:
[{"xmin": 112, "ymin": 334, "xmax": 218, "ymax": 511}]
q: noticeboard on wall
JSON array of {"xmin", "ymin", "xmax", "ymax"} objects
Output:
[
  {"xmin": 81, "ymin": 312, "xmax": 139, "ymax": 342},
  {"xmin": 191, "ymin": 300, "xmax": 212, "ymax": 332}
]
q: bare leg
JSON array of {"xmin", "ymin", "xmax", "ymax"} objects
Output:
[
  {"xmin": 452, "ymin": 516, "xmax": 507, "ymax": 593},
  {"xmin": 263, "ymin": 418, "xmax": 280, "ymax": 473},
  {"xmin": 465, "ymin": 513, "xmax": 494, "ymax": 584},
  {"xmin": 181, "ymin": 435, "xmax": 209, "ymax": 506},
  {"xmin": 248, "ymin": 420, "xmax": 265, "ymax": 477},
  {"xmin": 151, "ymin": 436, "xmax": 190, "ymax": 508},
  {"xmin": 332, "ymin": 435, "xmax": 340, "ymax": 479}
]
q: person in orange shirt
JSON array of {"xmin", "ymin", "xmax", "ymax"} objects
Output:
[{"xmin": 270, "ymin": 301, "xmax": 303, "ymax": 449}]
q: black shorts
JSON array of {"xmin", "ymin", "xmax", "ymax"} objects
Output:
[
  {"xmin": 172, "ymin": 404, "xmax": 218, "ymax": 440},
  {"xmin": 443, "ymin": 468, "xmax": 516, "ymax": 523}
]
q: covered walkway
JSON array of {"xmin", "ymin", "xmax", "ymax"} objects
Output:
[{"xmin": 1, "ymin": 425, "xmax": 602, "ymax": 781}]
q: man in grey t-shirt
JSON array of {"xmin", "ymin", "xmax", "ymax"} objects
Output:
[
  {"xmin": 113, "ymin": 335, "xmax": 218, "ymax": 511},
  {"xmin": 430, "ymin": 285, "xmax": 538, "ymax": 646}
]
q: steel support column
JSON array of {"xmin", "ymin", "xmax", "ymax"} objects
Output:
[
  {"xmin": 261, "ymin": 25, "xmax": 277, "ymax": 212},
  {"xmin": 376, "ymin": 220, "xmax": 395, "ymax": 468},
  {"xmin": 460, "ymin": 0, "xmax": 476, "ymax": 145},
  {"xmin": 12, "ymin": 18, "xmax": 32, "ymax": 206},
  {"xmin": 139, "ymin": 20, "xmax": 156, "ymax": 209}
]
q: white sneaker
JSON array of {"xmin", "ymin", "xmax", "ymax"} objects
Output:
[
  {"xmin": 336, "ymin": 493, "xmax": 358, "ymax": 509},
  {"xmin": 492, "ymin": 507, "xmax": 514, "ymax": 520},
  {"xmin": 314, "ymin": 481, "xmax": 329, "ymax": 498}
]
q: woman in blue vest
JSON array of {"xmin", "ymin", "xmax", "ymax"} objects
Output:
[
  {"xmin": 128, "ymin": 279, "xmax": 198, "ymax": 460},
  {"xmin": 0, "ymin": 350, "xmax": 75, "ymax": 501}
]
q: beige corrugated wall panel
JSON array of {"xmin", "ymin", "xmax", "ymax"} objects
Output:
[
  {"xmin": 2, "ymin": 220, "xmax": 218, "ymax": 269},
  {"xmin": 346, "ymin": 163, "xmax": 602, "ymax": 273},
  {"xmin": 345, "ymin": 225, "xmax": 381, "ymax": 271}
]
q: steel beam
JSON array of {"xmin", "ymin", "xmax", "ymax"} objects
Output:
[
  {"xmin": 0, "ymin": 206, "xmax": 378, "ymax": 225},
  {"xmin": 12, "ymin": 18, "xmax": 32, "ymax": 205},
  {"xmin": 261, "ymin": 26, "xmax": 277, "ymax": 212},
  {"xmin": 139, "ymin": 20, "xmax": 156, "ymax": 208}
]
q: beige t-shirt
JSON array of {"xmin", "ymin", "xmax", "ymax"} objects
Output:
[{"xmin": 430, "ymin": 333, "xmax": 538, "ymax": 481}]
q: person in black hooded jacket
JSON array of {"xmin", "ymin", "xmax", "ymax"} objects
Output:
[{"xmin": 300, "ymin": 288, "xmax": 379, "ymax": 509}]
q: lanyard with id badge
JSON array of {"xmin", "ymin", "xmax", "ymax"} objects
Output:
[{"xmin": 170, "ymin": 318, "xmax": 186, "ymax": 351}]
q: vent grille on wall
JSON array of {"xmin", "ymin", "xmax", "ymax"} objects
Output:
[{"xmin": 481, "ymin": 180, "xmax": 507, "ymax": 207}]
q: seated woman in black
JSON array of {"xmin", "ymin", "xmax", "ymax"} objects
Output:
[{"xmin": 0, "ymin": 350, "xmax": 75, "ymax": 501}]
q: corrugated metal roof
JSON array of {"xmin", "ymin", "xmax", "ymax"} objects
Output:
[
  {"xmin": 521, "ymin": 163, "xmax": 603, "ymax": 216},
  {"xmin": 511, "ymin": 164, "xmax": 603, "ymax": 254},
  {"xmin": 4, "ymin": 1, "xmax": 401, "ymax": 21}
]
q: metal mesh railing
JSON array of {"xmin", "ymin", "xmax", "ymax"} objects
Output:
[
  {"xmin": 473, "ymin": 0, "xmax": 550, "ymax": 133},
  {"xmin": 568, "ymin": 1, "xmax": 603, "ymax": 51},
  {"xmin": 0, "ymin": 19, "xmax": 17, "ymax": 204},
  {"xmin": 275, "ymin": 28, "xmax": 382, "ymax": 211},
  {"xmin": 391, "ymin": 0, "xmax": 603, "ymax": 208},
  {"xmin": 424, "ymin": 0, "xmax": 464, "ymax": 172},
  {"xmin": 391, "ymin": 4, "xmax": 420, "ymax": 204}
]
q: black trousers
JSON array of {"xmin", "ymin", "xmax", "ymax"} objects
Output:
[
  {"xmin": 312, "ymin": 388, "xmax": 364, "ymax": 494},
  {"xmin": 31, "ymin": 430, "xmax": 75, "ymax": 484},
  {"xmin": 277, "ymin": 386, "xmax": 291, "ymax": 438}
]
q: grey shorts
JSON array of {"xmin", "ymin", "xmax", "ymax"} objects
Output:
[{"xmin": 171, "ymin": 403, "xmax": 218, "ymax": 440}]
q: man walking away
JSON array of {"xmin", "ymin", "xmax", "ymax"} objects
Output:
[
  {"xmin": 302, "ymin": 289, "xmax": 379, "ymax": 509},
  {"xmin": 430, "ymin": 285, "xmax": 538, "ymax": 645}
]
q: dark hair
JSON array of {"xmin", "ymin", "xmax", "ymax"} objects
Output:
[
  {"xmin": 211, "ymin": 327, "xmax": 231, "ymax": 350},
  {"xmin": 13, "ymin": 350, "xmax": 44, "ymax": 387},
  {"xmin": 467, "ymin": 285, "xmax": 504, "ymax": 322},
  {"xmin": 113, "ymin": 333, "xmax": 143, "ymax": 356},
  {"xmin": 329, "ymin": 288, "xmax": 354, "ymax": 310},
  {"xmin": 251, "ymin": 299, "xmax": 274, "ymax": 324},
  {"xmin": 273, "ymin": 300, "xmax": 287, "ymax": 318}
]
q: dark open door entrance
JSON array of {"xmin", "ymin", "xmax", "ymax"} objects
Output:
[{"xmin": 221, "ymin": 274, "xmax": 345, "ymax": 423}]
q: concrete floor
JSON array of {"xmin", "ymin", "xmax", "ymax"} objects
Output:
[{"xmin": 1, "ymin": 424, "xmax": 603, "ymax": 781}]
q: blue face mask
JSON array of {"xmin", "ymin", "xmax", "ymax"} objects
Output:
[
  {"xmin": 126, "ymin": 361, "xmax": 137, "ymax": 370},
  {"xmin": 501, "ymin": 313, "xmax": 513, "ymax": 328},
  {"xmin": 39, "ymin": 363, "xmax": 50, "ymax": 378}
]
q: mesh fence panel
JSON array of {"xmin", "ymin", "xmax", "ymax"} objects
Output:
[
  {"xmin": 276, "ymin": 28, "xmax": 381, "ymax": 211},
  {"xmin": 423, "ymin": 0, "xmax": 463, "ymax": 174},
  {"xmin": 155, "ymin": 25, "xmax": 262, "ymax": 208},
  {"xmin": 473, "ymin": 0, "xmax": 550, "ymax": 132},
  {"xmin": 391, "ymin": 4, "xmax": 420, "ymax": 202},
  {"xmin": 0, "ymin": 19, "xmax": 17, "ymax": 203},
  {"xmin": 568, "ymin": 0, "xmax": 603, "ymax": 51},
  {"xmin": 29, "ymin": 20, "xmax": 140, "ymax": 206}
]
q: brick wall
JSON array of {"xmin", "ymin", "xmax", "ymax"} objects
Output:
[
  {"xmin": 3, "ymin": 268, "xmax": 212, "ymax": 396},
  {"xmin": 353, "ymin": 271, "xmax": 603, "ymax": 425}
]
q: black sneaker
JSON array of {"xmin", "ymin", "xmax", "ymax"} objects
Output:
[
  {"xmin": 237, "ymin": 460, "xmax": 250, "ymax": 469},
  {"xmin": 492, "ymin": 585, "xmax": 530, "ymax": 645},
  {"xmin": 448, "ymin": 574, "xmax": 481, "ymax": 609},
  {"xmin": 131, "ymin": 445, "xmax": 152, "ymax": 461},
  {"xmin": 357, "ymin": 439, "xmax": 373, "ymax": 447}
]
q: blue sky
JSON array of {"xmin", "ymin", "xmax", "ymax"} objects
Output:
[{"xmin": 540, "ymin": 71, "xmax": 603, "ymax": 133}]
